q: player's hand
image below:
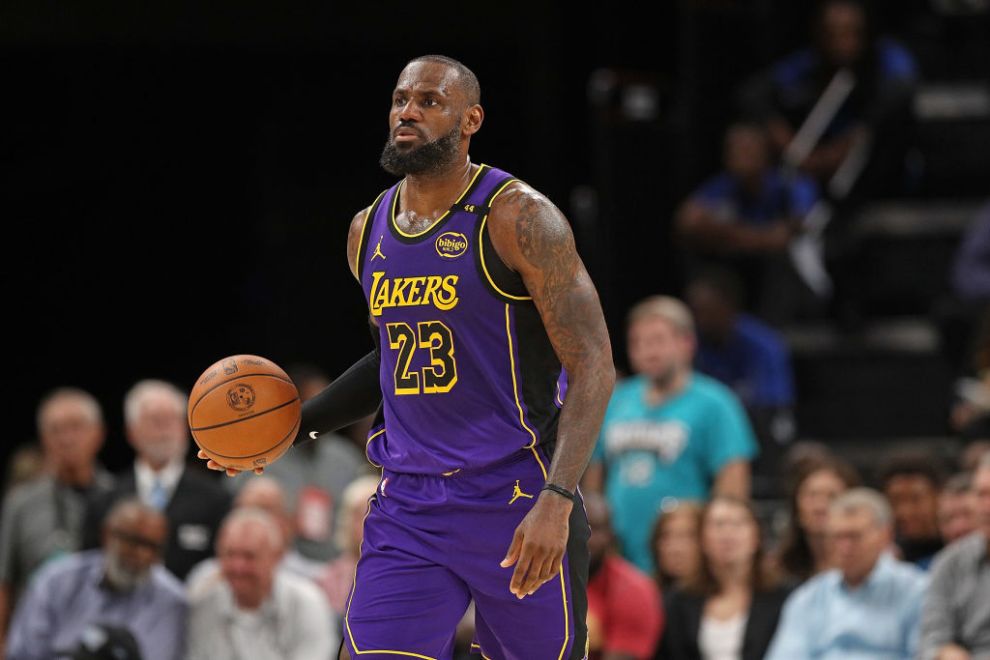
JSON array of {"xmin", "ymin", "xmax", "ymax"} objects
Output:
[
  {"xmin": 197, "ymin": 449, "xmax": 264, "ymax": 477},
  {"xmin": 500, "ymin": 491, "xmax": 571, "ymax": 599}
]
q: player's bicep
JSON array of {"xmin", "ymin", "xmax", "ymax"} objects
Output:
[{"xmin": 489, "ymin": 188, "xmax": 609, "ymax": 373}]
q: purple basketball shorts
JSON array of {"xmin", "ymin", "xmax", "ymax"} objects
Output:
[{"xmin": 342, "ymin": 447, "xmax": 590, "ymax": 660}]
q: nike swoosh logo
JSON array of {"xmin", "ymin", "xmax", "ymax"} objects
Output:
[{"xmin": 308, "ymin": 431, "xmax": 319, "ymax": 440}]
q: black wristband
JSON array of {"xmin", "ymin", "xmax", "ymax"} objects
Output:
[{"xmin": 541, "ymin": 483, "xmax": 575, "ymax": 502}]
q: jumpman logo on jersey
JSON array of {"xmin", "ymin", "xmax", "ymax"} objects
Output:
[
  {"xmin": 508, "ymin": 480, "xmax": 533, "ymax": 505},
  {"xmin": 371, "ymin": 235, "xmax": 387, "ymax": 262}
]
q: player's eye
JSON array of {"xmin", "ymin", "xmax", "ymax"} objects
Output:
[
  {"xmin": 393, "ymin": 96, "xmax": 406, "ymax": 107},
  {"xmin": 423, "ymin": 97, "xmax": 439, "ymax": 107}
]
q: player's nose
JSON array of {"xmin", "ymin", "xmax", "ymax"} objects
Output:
[{"xmin": 396, "ymin": 99, "xmax": 421, "ymax": 122}]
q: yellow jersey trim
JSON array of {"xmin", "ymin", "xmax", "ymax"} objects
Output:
[
  {"xmin": 504, "ymin": 304, "xmax": 539, "ymax": 448},
  {"xmin": 343, "ymin": 492, "xmax": 439, "ymax": 660},
  {"xmin": 390, "ymin": 164, "xmax": 488, "ymax": 238},
  {"xmin": 479, "ymin": 179, "xmax": 533, "ymax": 302},
  {"xmin": 469, "ymin": 643, "xmax": 493, "ymax": 660},
  {"xmin": 527, "ymin": 447, "xmax": 571, "ymax": 660},
  {"xmin": 356, "ymin": 189, "xmax": 388, "ymax": 279},
  {"xmin": 365, "ymin": 428, "xmax": 385, "ymax": 468}
]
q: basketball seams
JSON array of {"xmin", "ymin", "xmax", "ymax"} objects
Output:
[
  {"xmin": 188, "ymin": 372, "xmax": 295, "ymax": 421},
  {"xmin": 188, "ymin": 396, "xmax": 300, "ymax": 432},
  {"xmin": 198, "ymin": 416, "xmax": 300, "ymax": 462}
]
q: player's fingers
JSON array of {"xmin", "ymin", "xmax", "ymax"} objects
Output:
[
  {"xmin": 224, "ymin": 467, "xmax": 239, "ymax": 477},
  {"xmin": 197, "ymin": 449, "xmax": 208, "ymax": 460},
  {"xmin": 205, "ymin": 459, "xmax": 225, "ymax": 472},
  {"xmin": 510, "ymin": 551, "xmax": 536, "ymax": 598},
  {"xmin": 253, "ymin": 467, "xmax": 265, "ymax": 475},
  {"xmin": 526, "ymin": 557, "xmax": 555, "ymax": 596},
  {"xmin": 500, "ymin": 529, "xmax": 524, "ymax": 568}
]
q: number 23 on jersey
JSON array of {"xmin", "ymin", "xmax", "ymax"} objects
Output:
[{"xmin": 386, "ymin": 321, "xmax": 457, "ymax": 395}]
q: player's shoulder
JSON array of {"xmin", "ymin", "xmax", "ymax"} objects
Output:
[
  {"xmin": 485, "ymin": 178, "xmax": 572, "ymax": 267},
  {"xmin": 488, "ymin": 179, "xmax": 560, "ymax": 221}
]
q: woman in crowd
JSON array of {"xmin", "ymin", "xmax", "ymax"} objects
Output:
[
  {"xmin": 657, "ymin": 496, "xmax": 789, "ymax": 660},
  {"xmin": 772, "ymin": 456, "xmax": 860, "ymax": 584},
  {"xmin": 651, "ymin": 502, "xmax": 703, "ymax": 595}
]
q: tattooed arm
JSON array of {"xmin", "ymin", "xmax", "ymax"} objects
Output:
[{"xmin": 487, "ymin": 182, "xmax": 615, "ymax": 598}]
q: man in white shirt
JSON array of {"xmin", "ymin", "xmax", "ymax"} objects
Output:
[
  {"xmin": 186, "ymin": 507, "xmax": 336, "ymax": 660},
  {"xmin": 84, "ymin": 380, "xmax": 231, "ymax": 580}
]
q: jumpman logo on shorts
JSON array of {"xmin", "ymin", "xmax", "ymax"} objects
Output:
[
  {"xmin": 371, "ymin": 235, "xmax": 387, "ymax": 261},
  {"xmin": 508, "ymin": 479, "xmax": 533, "ymax": 505}
]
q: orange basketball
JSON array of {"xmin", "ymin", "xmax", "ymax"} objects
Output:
[{"xmin": 188, "ymin": 354, "xmax": 301, "ymax": 471}]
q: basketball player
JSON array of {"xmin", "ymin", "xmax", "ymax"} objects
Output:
[{"xmin": 201, "ymin": 54, "xmax": 614, "ymax": 660}]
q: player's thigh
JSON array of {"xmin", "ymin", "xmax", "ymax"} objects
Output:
[
  {"xmin": 469, "ymin": 496, "xmax": 591, "ymax": 660},
  {"xmin": 343, "ymin": 499, "xmax": 471, "ymax": 659}
]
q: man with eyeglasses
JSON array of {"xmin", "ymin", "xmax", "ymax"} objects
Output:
[
  {"xmin": 4, "ymin": 499, "xmax": 187, "ymax": 660},
  {"xmin": 765, "ymin": 488, "xmax": 928, "ymax": 660}
]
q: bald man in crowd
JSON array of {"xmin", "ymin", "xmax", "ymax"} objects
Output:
[
  {"xmin": 186, "ymin": 508, "xmax": 336, "ymax": 660},
  {"xmin": 4, "ymin": 499, "xmax": 186, "ymax": 660},
  {"xmin": 0, "ymin": 388, "xmax": 115, "ymax": 646}
]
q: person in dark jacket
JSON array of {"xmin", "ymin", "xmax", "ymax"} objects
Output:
[{"xmin": 658, "ymin": 496, "xmax": 789, "ymax": 660}]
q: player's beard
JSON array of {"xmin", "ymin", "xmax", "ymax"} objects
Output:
[{"xmin": 380, "ymin": 123, "xmax": 462, "ymax": 177}]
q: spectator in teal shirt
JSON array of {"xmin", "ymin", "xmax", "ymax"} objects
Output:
[{"xmin": 584, "ymin": 296, "xmax": 758, "ymax": 573}]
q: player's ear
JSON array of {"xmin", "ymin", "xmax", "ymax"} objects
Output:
[{"xmin": 462, "ymin": 104, "xmax": 483, "ymax": 137}]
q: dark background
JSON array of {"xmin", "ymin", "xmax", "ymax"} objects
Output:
[{"xmin": 4, "ymin": 0, "xmax": 987, "ymax": 470}]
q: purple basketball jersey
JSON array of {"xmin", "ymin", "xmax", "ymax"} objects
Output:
[{"xmin": 357, "ymin": 164, "xmax": 564, "ymax": 474}]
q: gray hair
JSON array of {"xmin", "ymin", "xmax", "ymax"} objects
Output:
[
  {"xmin": 124, "ymin": 379, "xmax": 186, "ymax": 426},
  {"xmin": 36, "ymin": 387, "xmax": 103, "ymax": 432},
  {"xmin": 830, "ymin": 487, "xmax": 893, "ymax": 528},
  {"xmin": 219, "ymin": 507, "xmax": 284, "ymax": 552},
  {"xmin": 626, "ymin": 296, "xmax": 695, "ymax": 336}
]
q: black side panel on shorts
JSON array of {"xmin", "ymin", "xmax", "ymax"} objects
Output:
[{"xmin": 567, "ymin": 489, "xmax": 591, "ymax": 660}]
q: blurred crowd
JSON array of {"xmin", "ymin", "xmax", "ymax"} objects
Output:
[{"xmin": 3, "ymin": 0, "xmax": 989, "ymax": 659}]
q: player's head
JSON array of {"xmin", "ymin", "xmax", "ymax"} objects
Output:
[
  {"xmin": 102, "ymin": 498, "xmax": 167, "ymax": 591},
  {"xmin": 626, "ymin": 296, "xmax": 695, "ymax": 387},
  {"xmin": 724, "ymin": 121, "xmax": 769, "ymax": 181},
  {"xmin": 36, "ymin": 387, "xmax": 106, "ymax": 474},
  {"xmin": 380, "ymin": 55, "xmax": 484, "ymax": 177},
  {"xmin": 124, "ymin": 379, "xmax": 189, "ymax": 470},
  {"xmin": 217, "ymin": 507, "xmax": 285, "ymax": 609}
]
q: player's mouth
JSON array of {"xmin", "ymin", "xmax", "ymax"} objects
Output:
[{"xmin": 393, "ymin": 127, "xmax": 423, "ymax": 143}]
